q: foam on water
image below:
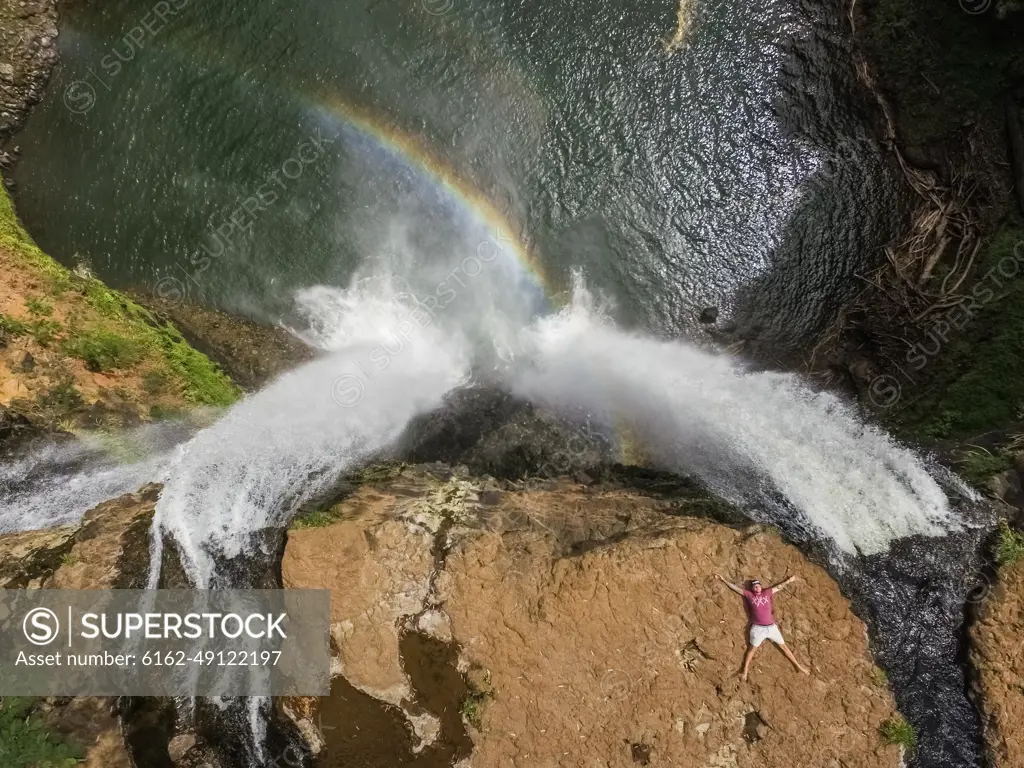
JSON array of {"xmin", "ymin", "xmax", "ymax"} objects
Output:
[
  {"xmin": 1, "ymin": 273, "xmax": 957, "ymax": 572},
  {"xmin": 150, "ymin": 277, "xmax": 470, "ymax": 586},
  {"xmin": 508, "ymin": 281, "xmax": 955, "ymax": 556}
]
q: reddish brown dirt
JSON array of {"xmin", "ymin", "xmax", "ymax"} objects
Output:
[{"xmin": 970, "ymin": 558, "xmax": 1024, "ymax": 768}]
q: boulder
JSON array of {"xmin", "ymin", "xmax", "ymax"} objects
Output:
[
  {"xmin": 283, "ymin": 466, "xmax": 902, "ymax": 768},
  {"xmin": 986, "ymin": 470, "xmax": 1022, "ymax": 502},
  {"xmin": 40, "ymin": 697, "xmax": 131, "ymax": 768}
]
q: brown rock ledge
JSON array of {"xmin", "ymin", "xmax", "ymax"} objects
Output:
[
  {"xmin": 283, "ymin": 466, "xmax": 902, "ymax": 768},
  {"xmin": 0, "ymin": 485, "xmax": 158, "ymax": 768},
  {"xmin": 971, "ymin": 557, "xmax": 1024, "ymax": 768}
]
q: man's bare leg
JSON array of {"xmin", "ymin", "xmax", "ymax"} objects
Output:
[
  {"xmin": 741, "ymin": 645, "xmax": 759, "ymax": 681},
  {"xmin": 776, "ymin": 642, "xmax": 810, "ymax": 674}
]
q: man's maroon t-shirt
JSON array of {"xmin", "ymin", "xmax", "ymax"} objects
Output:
[{"xmin": 743, "ymin": 588, "xmax": 775, "ymax": 626}]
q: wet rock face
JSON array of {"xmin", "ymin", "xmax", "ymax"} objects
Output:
[
  {"xmin": 50, "ymin": 484, "xmax": 160, "ymax": 589},
  {"xmin": 396, "ymin": 386, "xmax": 614, "ymax": 480},
  {"xmin": 0, "ymin": 485, "xmax": 159, "ymax": 768},
  {"xmin": 0, "ymin": 404, "xmax": 58, "ymax": 460},
  {"xmin": 283, "ymin": 466, "xmax": 901, "ymax": 768},
  {"xmin": 0, "ymin": 483, "xmax": 159, "ymax": 588},
  {"xmin": 0, "ymin": 0, "xmax": 58, "ymax": 148},
  {"xmin": 135, "ymin": 295, "xmax": 313, "ymax": 392},
  {"xmin": 0, "ymin": 521, "xmax": 76, "ymax": 587},
  {"xmin": 971, "ymin": 558, "xmax": 1024, "ymax": 768}
]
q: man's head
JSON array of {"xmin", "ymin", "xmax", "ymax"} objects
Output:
[{"xmin": 749, "ymin": 579, "xmax": 762, "ymax": 594}]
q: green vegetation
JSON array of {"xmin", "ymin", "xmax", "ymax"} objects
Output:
[
  {"xmin": 892, "ymin": 221, "xmax": 1024, "ymax": 439},
  {"xmin": 995, "ymin": 519, "xmax": 1024, "ymax": 568},
  {"xmin": 1, "ymin": 174, "xmax": 240, "ymax": 409},
  {"xmin": 956, "ymin": 449, "xmax": 1011, "ymax": 487},
  {"xmin": 864, "ymin": 0, "xmax": 1023, "ymax": 149},
  {"xmin": 290, "ymin": 506, "xmax": 344, "ymax": 530},
  {"xmin": 458, "ymin": 667, "xmax": 493, "ymax": 730},
  {"xmin": 36, "ymin": 379, "xmax": 85, "ymax": 420},
  {"xmin": 459, "ymin": 684, "xmax": 492, "ymax": 730},
  {"xmin": 0, "ymin": 697, "xmax": 83, "ymax": 768},
  {"xmin": 0, "ymin": 312, "xmax": 28, "ymax": 338},
  {"xmin": 24, "ymin": 297, "xmax": 53, "ymax": 317},
  {"xmin": 26, "ymin": 319, "xmax": 61, "ymax": 347},
  {"xmin": 82, "ymin": 280, "xmax": 125, "ymax": 319},
  {"xmin": 142, "ymin": 369, "xmax": 169, "ymax": 395},
  {"xmin": 861, "ymin": 0, "xmax": 1024, "ymax": 441},
  {"xmin": 59, "ymin": 553, "xmax": 79, "ymax": 568},
  {"xmin": 0, "ymin": 312, "xmax": 58, "ymax": 345},
  {"xmin": 879, "ymin": 715, "xmax": 916, "ymax": 753},
  {"xmin": 0, "ymin": 175, "xmax": 70, "ymax": 285},
  {"xmin": 64, "ymin": 329, "xmax": 144, "ymax": 372},
  {"xmin": 459, "ymin": 693, "xmax": 487, "ymax": 729},
  {"xmin": 158, "ymin": 332, "xmax": 239, "ymax": 405},
  {"xmin": 45, "ymin": 270, "xmax": 73, "ymax": 298},
  {"xmin": 870, "ymin": 666, "xmax": 889, "ymax": 688}
]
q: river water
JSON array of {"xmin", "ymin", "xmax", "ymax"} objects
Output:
[{"xmin": 8, "ymin": 0, "xmax": 905, "ymax": 349}]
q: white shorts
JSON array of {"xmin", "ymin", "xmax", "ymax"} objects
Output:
[{"xmin": 749, "ymin": 624, "xmax": 785, "ymax": 647}]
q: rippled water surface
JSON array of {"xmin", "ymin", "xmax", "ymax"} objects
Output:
[{"xmin": 9, "ymin": 0, "xmax": 906, "ymax": 346}]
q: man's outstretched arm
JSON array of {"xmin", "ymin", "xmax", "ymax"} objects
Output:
[
  {"xmin": 715, "ymin": 574, "xmax": 745, "ymax": 595},
  {"xmin": 769, "ymin": 575, "xmax": 799, "ymax": 593}
]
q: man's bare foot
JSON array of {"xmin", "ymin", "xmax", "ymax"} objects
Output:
[
  {"xmin": 798, "ymin": 665, "xmax": 810, "ymax": 675},
  {"xmin": 741, "ymin": 670, "xmax": 749, "ymax": 682}
]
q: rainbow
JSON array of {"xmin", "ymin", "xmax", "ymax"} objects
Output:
[
  {"xmin": 309, "ymin": 93, "xmax": 555, "ymax": 297},
  {"xmin": 61, "ymin": 23, "xmax": 555, "ymax": 295}
]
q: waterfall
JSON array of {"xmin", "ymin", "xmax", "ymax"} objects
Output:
[
  {"xmin": 0, "ymin": 273, "xmax": 978, "ymax": 767},
  {"xmin": 509, "ymin": 282, "xmax": 958, "ymax": 556},
  {"xmin": 148, "ymin": 278, "xmax": 471, "ymax": 587},
  {"xmin": 1, "ymin": 277, "xmax": 959, "ymax": 563},
  {"xmin": 0, "ymin": 419, "xmax": 195, "ymax": 534}
]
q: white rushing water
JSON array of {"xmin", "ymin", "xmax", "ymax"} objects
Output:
[
  {"xmin": 1, "ymin": 273, "xmax": 957, "ymax": 572},
  {"xmin": 508, "ymin": 282, "xmax": 955, "ymax": 556},
  {"xmin": 0, "ymin": 420, "xmax": 197, "ymax": 533},
  {"xmin": 0, "ymin": 446, "xmax": 165, "ymax": 533},
  {"xmin": 149, "ymin": 278, "xmax": 471, "ymax": 587}
]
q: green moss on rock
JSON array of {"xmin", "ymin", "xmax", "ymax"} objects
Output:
[
  {"xmin": 64, "ymin": 328, "xmax": 145, "ymax": 372},
  {"xmin": 0, "ymin": 697, "xmax": 83, "ymax": 768},
  {"xmin": 1, "ymin": 175, "xmax": 240, "ymax": 409}
]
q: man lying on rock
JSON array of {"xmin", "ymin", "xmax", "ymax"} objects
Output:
[{"xmin": 716, "ymin": 574, "xmax": 811, "ymax": 680}]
